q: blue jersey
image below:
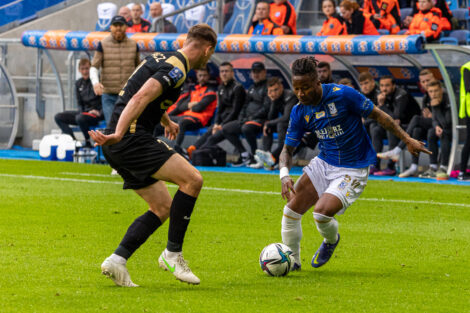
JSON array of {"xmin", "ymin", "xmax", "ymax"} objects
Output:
[{"xmin": 285, "ymin": 84, "xmax": 376, "ymax": 168}]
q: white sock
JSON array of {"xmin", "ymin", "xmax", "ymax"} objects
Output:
[
  {"xmin": 440, "ymin": 165, "xmax": 448, "ymax": 171},
  {"xmin": 281, "ymin": 206, "xmax": 302, "ymax": 263},
  {"xmin": 409, "ymin": 163, "xmax": 418, "ymax": 172},
  {"xmin": 391, "ymin": 146, "xmax": 402, "ymax": 154},
  {"xmin": 110, "ymin": 253, "xmax": 126, "ymax": 265},
  {"xmin": 313, "ymin": 213, "xmax": 338, "ymax": 244},
  {"xmin": 164, "ymin": 249, "xmax": 181, "ymax": 259},
  {"xmin": 430, "ymin": 164, "xmax": 438, "ymax": 170}
]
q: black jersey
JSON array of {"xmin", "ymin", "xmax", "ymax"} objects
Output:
[{"xmin": 107, "ymin": 50, "xmax": 190, "ymax": 134}]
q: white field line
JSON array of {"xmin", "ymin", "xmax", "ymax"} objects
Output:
[{"xmin": 1, "ymin": 173, "xmax": 470, "ymax": 208}]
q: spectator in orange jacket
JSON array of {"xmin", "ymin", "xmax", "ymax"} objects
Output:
[
  {"xmin": 249, "ymin": 1, "xmax": 284, "ymax": 35},
  {"xmin": 409, "ymin": 0, "xmax": 454, "ymax": 30},
  {"xmin": 317, "ymin": 0, "xmax": 347, "ymax": 36},
  {"xmin": 406, "ymin": 0, "xmax": 444, "ymax": 41},
  {"xmin": 270, "ymin": 0, "xmax": 297, "ymax": 34},
  {"xmin": 339, "ymin": 0, "xmax": 380, "ymax": 35},
  {"xmin": 126, "ymin": 3, "xmax": 151, "ymax": 33},
  {"xmin": 168, "ymin": 67, "xmax": 218, "ymax": 155},
  {"xmin": 363, "ymin": 0, "xmax": 401, "ymax": 34}
]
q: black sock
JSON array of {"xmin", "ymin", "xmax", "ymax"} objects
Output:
[
  {"xmin": 166, "ymin": 190, "xmax": 197, "ymax": 252},
  {"xmin": 114, "ymin": 210, "xmax": 162, "ymax": 259}
]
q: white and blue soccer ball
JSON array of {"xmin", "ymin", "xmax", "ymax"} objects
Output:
[{"xmin": 259, "ymin": 243, "xmax": 295, "ymax": 277}]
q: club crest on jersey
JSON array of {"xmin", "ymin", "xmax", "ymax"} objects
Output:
[
  {"xmin": 332, "ymin": 87, "xmax": 341, "ymax": 92},
  {"xmin": 327, "ymin": 102, "xmax": 338, "ymax": 116},
  {"xmin": 315, "ymin": 111, "xmax": 325, "ymax": 119},
  {"xmin": 168, "ymin": 67, "xmax": 183, "ymax": 83},
  {"xmin": 305, "ymin": 115, "xmax": 311, "ymax": 123}
]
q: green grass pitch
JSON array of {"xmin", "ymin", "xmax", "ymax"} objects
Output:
[{"xmin": 1, "ymin": 159, "xmax": 469, "ymax": 312}]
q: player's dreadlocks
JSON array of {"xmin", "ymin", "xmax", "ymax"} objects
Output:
[{"xmin": 291, "ymin": 56, "xmax": 319, "ymax": 81}]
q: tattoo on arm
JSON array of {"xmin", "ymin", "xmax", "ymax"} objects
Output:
[
  {"xmin": 369, "ymin": 107, "xmax": 409, "ymax": 142},
  {"xmin": 279, "ymin": 145, "xmax": 295, "ymax": 169}
]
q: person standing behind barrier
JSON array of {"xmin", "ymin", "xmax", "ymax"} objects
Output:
[
  {"xmin": 54, "ymin": 58, "xmax": 103, "ymax": 147},
  {"xmin": 127, "ymin": 3, "xmax": 151, "ymax": 33},
  {"xmin": 223, "ymin": 61, "xmax": 270, "ymax": 167},
  {"xmin": 253, "ymin": 77, "xmax": 297, "ymax": 169},
  {"xmin": 269, "ymin": 0, "xmax": 297, "ymax": 34},
  {"xmin": 149, "ymin": 2, "xmax": 177, "ymax": 33},
  {"xmin": 339, "ymin": 0, "xmax": 380, "ymax": 35},
  {"xmin": 459, "ymin": 61, "xmax": 470, "ymax": 181},
  {"xmin": 248, "ymin": 1, "xmax": 284, "ymax": 35},
  {"xmin": 317, "ymin": 0, "xmax": 347, "ymax": 36},
  {"xmin": 186, "ymin": 62, "xmax": 246, "ymax": 158},
  {"xmin": 90, "ymin": 15, "xmax": 140, "ymax": 125}
]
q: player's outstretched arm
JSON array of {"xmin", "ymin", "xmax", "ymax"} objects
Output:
[
  {"xmin": 369, "ymin": 106, "xmax": 432, "ymax": 157},
  {"xmin": 89, "ymin": 78, "xmax": 164, "ymax": 146},
  {"xmin": 279, "ymin": 145, "xmax": 296, "ymax": 201}
]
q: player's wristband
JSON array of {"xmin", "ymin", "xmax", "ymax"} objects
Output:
[{"xmin": 280, "ymin": 167, "xmax": 289, "ymax": 180}]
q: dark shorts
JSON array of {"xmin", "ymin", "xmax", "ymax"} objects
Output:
[{"xmin": 103, "ymin": 131, "xmax": 176, "ymax": 190}]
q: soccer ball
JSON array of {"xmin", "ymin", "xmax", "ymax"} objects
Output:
[{"xmin": 259, "ymin": 243, "xmax": 295, "ymax": 277}]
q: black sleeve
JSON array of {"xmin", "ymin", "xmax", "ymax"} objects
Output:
[
  {"xmin": 192, "ymin": 94, "xmax": 217, "ymax": 112},
  {"xmin": 282, "ymin": 3, "xmax": 292, "ymax": 27},
  {"xmin": 152, "ymin": 63, "xmax": 184, "ymax": 93},
  {"xmin": 222, "ymin": 85, "xmax": 246, "ymax": 124},
  {"xmin": 392, "ymin": 91, "xmax": 409, "ymax": 121},
  {"xmin": 251, "ymin": 89, "xmax": 271, "ymax": 120},
  {"xmin": 75, "ymin": 80, "xmax": 84, "ymax": 113},
  {"xmin": 96, "ymin": 42, "xmax": 103, "ymax": 53}
]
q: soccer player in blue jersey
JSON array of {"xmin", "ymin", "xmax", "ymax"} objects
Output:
[{"xmin": 279, "ymin": 57, "xmax": 431, "ymax": 270}]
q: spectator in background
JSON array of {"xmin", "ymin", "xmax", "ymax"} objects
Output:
[
  {"xmin": 249, "ymin": 1, "xmax": 284, "ymax": 35},
  {"xmin": 118, "ymin": 6, "xmax": 131, "ymax": 22},
  {"xmin": 338, "ymin": 77, "xmax": 355, "ymax": 88},
  {"xmin": 317, "ymin": 0, "xmax": 347, "ymax": 36},
  {"xmin": 363, "ymin": 0, "xmax": 401, "ymax": 34},
  {"xmin": 317, "ymin": 61, "xmax": 334, "ymax": 84},
  {"xmin": 270, "ymin": 0, "xmax": 297, "ymax": 34},
  {"xmin": 187, "ymin": 62, "xmax": 246, "ymax": 158},
  {"xmin": 149, "ymin": 2, "xmax": 177, "ymax": 33},
  {"xmin": 167, "ymin": 67, "xmax": 218, "ymax": 156},
  {"xmin": 371, "ymin": 75, "xmax": 421, "ymax": 176},
  {"xmin": 222, "ymin": 62, "xmax": 270, "ymax": 167},
  {"xmin": 253, "ymin": 77, "xmax": 297, "ymax": 169},
  {"xmin": 127, "ymin": 3, "xmax": 151, "ymax": 33},
  {"xmin": 410, "ymin": 0, "xmax": 456, "ymax": 30},
  {"xmin": 339, "ymin": 0, "xmax": 380, "ymax": 35},
  {"xmin": 55, "ymin": 58, "xmax": 102, "ymax": 147},
  {"xmin": 377, "ymin": 71, "xmax": 437, "ymax": 177},
  {"xmin": 406, "ymin": 0, "xmax": 448, "ymax": 42},
  {"xmin": 90, "ymin": 15, "xmax": 140, "ymax": 124},
  {"xmin": 359, "ymin": 72, "xmax": 380, "ymax": 147}
]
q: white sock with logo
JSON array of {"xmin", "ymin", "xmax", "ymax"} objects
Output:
[
  {"xmin": 281, "ymin": 206, "xmax": 302, "ymax": 264},
  {"xmin": 313, "ymin": 213, "xmax": 338, "ymax": 244}
]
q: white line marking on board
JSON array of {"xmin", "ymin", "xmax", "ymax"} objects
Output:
[{"xmin": 1, "ymin": 173, "xmax": 469, "ymax": 208}]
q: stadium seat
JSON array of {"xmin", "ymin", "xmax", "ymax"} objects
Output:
[
  {"xmin": 440, "ymin": 30, "xmax": 470, "ymax": 45},
  {"xmin": 377, "ymin": 29, "xmax": 390, "ymax": 35},
  {"xmin": 451, "ymin": 8, "xmax": 470, "ymax": 29},
  {"xmin": 400, "ymin": 8, "xmax": 413, "ymax": 24},
  {"xmin": 223, "ymin": 0, "xmax": 255, "ymax": 34},
  {"xmin": 297, "ymin": 28, "xmax": 312, "ymax": 35},
  {"xmin": 439, "ymin": 36, "xmax": 459, "ymax": 45},
  {"xmin": 446, "ymin": 0, "xmax": 459, "ymax": 11},
  {"xmin": 95, "ymin": 2, "xmax": 117, "ymax": 31}
]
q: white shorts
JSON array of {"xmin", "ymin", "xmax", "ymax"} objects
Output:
[{"xmin": 303, "ymin": 157, "xmax": 369, "ymax": 214}]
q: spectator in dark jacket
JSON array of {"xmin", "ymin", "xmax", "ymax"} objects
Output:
[
  {"xmin": 187, "ymin": 62, "xmax": 246, "ymax": 157},
  {"xmin": 371, "ymin": 75, "xmax": 421, "ymax": 176},
  {"xmin": 252, "ymin": 77, "xmax": 297, "ymax": 169},
  {"xmin": 221, "ymin": 61, "xmax": 270, "ymax": 166},
  {"xmin": 317, "ymin": 61, "xmax": 334, "ymax": 84},
  {"xmin": 149, "ymin": 2, "xmax": 177, "ymax": 33},
  {"xmin": 359, "ymin": 72, "xmax": 380, "ymax": 142},
  {"xmin": 339, "ymin": 0, "xmax": 379, "ymax": 35},
  {"xmin": 54, "ymin": 58, "xmax": 102, "ymax": 147}
]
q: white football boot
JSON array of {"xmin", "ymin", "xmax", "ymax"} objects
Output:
[
  {"xmin": 158, "ymin": 249, "xmax": 200, "ymax": 285},
  {"xmin": 101, "ymin": 256, "xmax": 138, "ymax": 287}
]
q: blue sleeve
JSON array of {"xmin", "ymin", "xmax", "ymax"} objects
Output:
[
  {"xmin": 344, "ymin": 86, "xmax": 374, "ymax": 118},
  {"xmin": 284, "ymin": 105, "xmax": 304, "ymax": 147}
]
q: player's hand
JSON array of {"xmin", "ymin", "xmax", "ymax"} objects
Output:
[
  {"xmin": 422, "ymin": 107, "xmax": 432, "ymax": 118},
  {"xmin": 164, "ymin": 120, "xmax": 179, "ymax": 141},
  {"xmin": 435, "ymin": 125, "xmax": 443, "ymax": 137},
  {"xmin": 88, "ymin": 109, "xmax": 100, "ymax": 117},
  {"xmin": 212, "ymin": 124, "xmax": 222, "ymax": 134},
  {"xmin": 88, "ymin": 130, "xmax": 122, "ymax": 146},
  {"xmin": 263, "ymin": 125, "xmax": 269, "ymax": 136},
  {"xmin": 377, "ymin": 93, "xmax": 386, "ymax": 106},
  {"xmin": 405, "ymin": 137, "xmax": 431, "ymax": 157},
  {"xmin": 93, "ymin": 83, "xmax": 104, "ymax": 96},
  {"xmin": 281, "ymin": 176, "xmax": 296, "ymax": 201}
]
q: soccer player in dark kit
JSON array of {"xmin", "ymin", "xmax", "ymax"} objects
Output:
[{"xmin": 89, "ymin": 24, "xmax": 217, "ymax": 287}]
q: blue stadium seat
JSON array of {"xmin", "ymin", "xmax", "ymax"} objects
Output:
[
  {"xmin": 297, "ymin": 28, "xmax": 312, "ymax": 35},
  {"xmin": 451, "ymin": 8, "xmax": 470, "ymax": 29},
  {"xmin": 439, "ymin": 36, "xmax": 459, "ymax": 45},
  {"xmin": 223, "ymin": 0, "xmax": 255, "ymax": 34},
  {"xmin": 441, "ymin": 29, "xmax": 470, "ymax": 44},
  {"xmin": 446, "ymin": 0, "xmax": 459, "ymax": 11},
  {"xmin": 377, "ymin": 29, "xmax": 390, "ymax": 35},
  {"xmin": 400, "ymin": 7, "xmax": 413, "ymax": 24}
]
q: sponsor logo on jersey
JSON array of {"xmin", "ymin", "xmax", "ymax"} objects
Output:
[
  {"xmin": 315, "ymin": 111, "xmax": 325, "ymax": 119},
  {"xmin": 332, "ymin": 87, "xmax": 341, "ymax": 92},
  {"xmin": 168, "ymin": 67, "xmax": 184, "ymax": 84},
  {"xmin": 327, "ymin": 102, "xmax": 338, "ymax": 116},
  {"xmin": 315, "ymin": 124, "xmax": 344, "ymax": 139}
]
